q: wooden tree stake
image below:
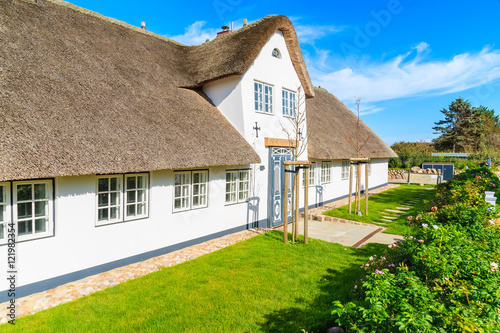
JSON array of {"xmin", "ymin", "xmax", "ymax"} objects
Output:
[
  {"xmin": 365, "ymin": 162, "xmax": 369, "ymax": 215},
  {"xmin": 283, "ymin": 165, "xmax": 289, "ymax": 243},
  {"xmin": 304, "ymin": 166, "xmax": 309, "ymax": 244},
  {"xmin": 294, "ymin": 169, "xmax": 300, "ymax": 240},
  {"xmin": 348, "ymin": 163, "xmax": 353, "ymax": 214}
]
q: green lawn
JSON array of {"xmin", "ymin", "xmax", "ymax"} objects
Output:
[
  {"xmin": 1, "ymin": 231, "xmax": 385, "ymax": 333},
  {"xmin": 324, "ymin": 184, "xmax": 436, "ymax": 235}
]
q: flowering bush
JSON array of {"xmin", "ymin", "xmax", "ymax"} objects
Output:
[{"xmin": 332, "ymin": 167, "xmax": 500, "ymax": 332}]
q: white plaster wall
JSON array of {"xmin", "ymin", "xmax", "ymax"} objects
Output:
[
  {"xmin": 0, "ymin": 166, "xmax": 256, "ymax": 290},
  {"xmin": 204, "ymin": 30, "xmax": 305, "ymax": 228}
]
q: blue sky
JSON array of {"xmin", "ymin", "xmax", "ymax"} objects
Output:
[{"xmin": 67, "ymin": 0, "xmax": 500, "ymax": 145}]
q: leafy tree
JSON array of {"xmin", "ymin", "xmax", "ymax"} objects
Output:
[
  {"xmin": 432, "ymin": 97, "xmax": 484, "ymax": 152},
  {"xmin": 476, "ymin": 105, "xmax": 500, "ymax": 151}
]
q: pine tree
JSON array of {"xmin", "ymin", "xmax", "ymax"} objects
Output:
[{"xmin": 432, "ymin": 97, "xmax": 484, "ymax": 152}]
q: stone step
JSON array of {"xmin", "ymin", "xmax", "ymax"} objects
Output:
[
  {"xmin": 385, "ymin": 209, "xmax": 405, "ymax": 214},
  {"xmin": 396, "ymin": 207, "xmax": 411, "ymax": 210},
  {"xmin": 380, "ymin": 219, "xmax": 394, "ymax": 223},
  {"xmin": 382, "ymin": 215, "xmax": 398, "ymax": 220}
]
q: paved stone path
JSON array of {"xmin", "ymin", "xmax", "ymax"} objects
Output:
[{"xmin": 0, "ymin": 228, "xmax": 268, "ymax": 323}]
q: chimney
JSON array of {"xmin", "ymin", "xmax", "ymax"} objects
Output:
[
  {"xmin": 243, "ymin": 19, "xmax": 248, "ymax": 27},
  {"xmin": 216, "ymin": 25, "xmax": 231, "ymax": 38},
  {"xmin": 141, "ymin": 21, "xmax": 146, "ymax": 30}
]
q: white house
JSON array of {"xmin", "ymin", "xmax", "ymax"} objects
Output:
[{"xmin": 0, "ymin": 0, "xmax": 397, "ymax": 301}]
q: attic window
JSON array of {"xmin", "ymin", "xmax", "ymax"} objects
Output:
[{"xmin": 272, "ymin": 48, "xmax": 281, "ymax": 59}]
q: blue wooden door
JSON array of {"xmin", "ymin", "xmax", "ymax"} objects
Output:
[{"xmin": 269, "ymin": 148, "xmax": 293, "ymax": 227}]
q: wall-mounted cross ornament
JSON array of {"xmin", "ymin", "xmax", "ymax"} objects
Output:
[{"xmin": 253, "ymin": 122, "xmax": 261, "ymax": 138}]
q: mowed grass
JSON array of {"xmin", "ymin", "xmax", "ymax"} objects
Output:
[
  {"xmin": 0, "ymin": 231, "xmax": 385, "ymax": 333},
  {"xmin": 324, "ymin": 184, "xmax": 436, "ymax": 235}
]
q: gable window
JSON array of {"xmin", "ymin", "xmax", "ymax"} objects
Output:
[
  {"xmin": 225, "ymin": 170, "xmax": 251, "ymax": 204},
  {"xmin": 272, "ymin": 48, "xmax": 281, "ymax": 59},
  {"xmin": 321, "ymin": 161, "xmax": 332, "ymax": 184},
  {"xmin": 174, "ymin": 170, "xmax": 209, "ymax": 212},
  {"xmin": 125, "ymin": 174, "xmax": 148, "ymax": 220},
  {"xmin": 341, "ymin": 160, "xmax": 349, "ymax": 180},
  {"xmin": 0, "ymin": 183, "xmax": 9, "ymax": 240},
  {"xmin": 254, "ymin": 81, "xmax": 273, "ymax": 113},
  {"xmin": 282, "ymin": 89, "xmax": 296, "ymax": 117},
  {"xmin": 13, "ymin": 180, "xmax": 53, "ymax": 241}
]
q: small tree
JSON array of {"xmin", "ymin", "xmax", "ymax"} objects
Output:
[
  {"xmin": 338, "ymin": 97, "xmax": 371, "ymax": 215},
  {"xmin": 281, "ymin": 87, "xmax": 310, "ymax": 241}
]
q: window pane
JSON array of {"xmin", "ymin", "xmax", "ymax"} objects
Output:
[
  {"xmin": 193, "ymin": 184, "xmax": 199, "ymax": 195},
  {"xmin": 0, "ymin": 206, "xmax": 4, "ymax": 222},
  {"xmin": 0, "ymin": 225, "xmax": 4, "ymax": 239},
  {"xmin": 34, "ymin": 183, "xmax": 47, "ymax": 200},
  {"xmin": 110, "ymin": 192, "xmax": 119, "ymax": 206},
  {"xmin": 18, "ymin": 221, "xmax": 31, "ymax": 235},
  {"xmin": 98, "ymin": 178, "xmax": 108, "ymax": 192},
  {"xmin": 17, "ymin": 184, "xmax": 32, "ymax": 201},
  {"xmin": 193, "ymin": 173, "xmax": 199, "ymax": 183},
  {"xmin": 127, "ymin": 176, "xmax": 136, "ymax": 190},
  {"xmin": 174, "ymin": 186, "xmax": 181, "ymax": 198},
  {"xmin": 137, "ymin": 204, "xmax": 145, "ymax": 215},
  {"xmin": 98, "ymin": 208, "xmax": 108, "ymax": 221},
  {"xmin": 35, "ymin": 201, "xmax": 47, "ymax": 217},
  {"xmin": 138, "ymin": 190, "xmax": 146, "ymax": 202},
  {"xmin": 137, "ymin": 176, "xmax": 145, "ymax": 188},
  {"xmin": 110, "ymin": 207, "xmax": 118, "ymax": 219},
  {"xmin": 0, "ymin": 186, "xmax": 4, "ymax": 203},
  {"xmin": 35, "ymin": 218, "xmax": 47, "ymax": 233},
  {"xmin": 193, "ymin": 196, "xmax": 199, "ymax": 207},
  {"xmin": 110, "ymin": 177, "xmax": 119, "ymax": 191},
  {"xmin": 174, "ymin": 198, "xmax": 181, "ymax": 209},
  {"xmin": 98, "ymin": 193, "xmax": 109, "ymax": 207},
  {"xmin": 174, "ymin": 174, "xmax": 181, "ymax": 186},
  {"xmin": 127, "ymin": 191, "xmax": 135, "ymax": 203},
  {"xmin": 127, "ymin": 204, "xmax": 136, "ymax": 216},
  {"xmin": 17, "ymin": 202, "xmax": 32, "ymax": 219}
]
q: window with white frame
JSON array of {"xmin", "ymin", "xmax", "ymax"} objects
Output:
[
  {"xmin": 125, "ymin": 174, "xmax": 148, "ymax": 220},
  {"xmin": 272, "ymin": 48, "xmax": 281, "ymax": 59},
  {"xmin": 341, "ymin": 160, "xmax": 349, "ymax": 180},
  {"xmin": 192, "ymin": 171, "xmax": 208, "ymax": 208},
  {"xmin": 282, "ymin": 89, "xmax": 296, "ymax": 117},
  {"xmin": 14, "ymin": 180, "xmax": 53, "ymax": 241},
  {"xmin": 174, "ymin": 170, "xmax": 208, "ymax": 212},
  {"xmin": 321, "ymin": 161, "xmax": 332, "ymax": 184},
  {"xmin": 225, "ymin": 170, "xmax": 250, "ymax": 204},
  {"xmin": 254, "ymin": 81, "xmax": 273, "ymax": 113},
  {"xmin": 97, "ymin": 173, "xmax": 149, "ymax": 225},
  {"xmin": 0, "ymin": 183, "xmax": 10, "ymax": 241},
  {"xmin": 97, "ymin": 176, "xmax": 122, "ymax": 223},
  {"xmin": 303, "ymin": 162, "xmax": 316, "ymax": 186}
]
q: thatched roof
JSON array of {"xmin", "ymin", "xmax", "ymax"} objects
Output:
[
  {"xmin": 307, "ymin": 88, "xmax": 397, "ymax": 160},
  {"xmin": 1, "ymin": 0, "xmax": 319, "ymax": 180}
]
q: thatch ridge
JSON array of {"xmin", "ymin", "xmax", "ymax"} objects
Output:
[
  {"xmin": 26, "ymin": 1, "xmax": 314, "ymax": 96},
  {"xmin": 307, "ymin": 88, "xmax": 397, "ymax": 160}
]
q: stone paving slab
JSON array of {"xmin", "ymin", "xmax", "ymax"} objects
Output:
[
  {"xmin": 396, "ymin": 207, "xmax": 410, "ymax": 210},
  {"xmin": 0, "ymin": 228, "xmax": 268, "ymax": 324},
  {"xmin": 385, "ymin": 209, "xmax": 405, "ymax": 214},
  {"xmin": 382, "ymin": 216, "xmax": 398, "ymax": 220}
]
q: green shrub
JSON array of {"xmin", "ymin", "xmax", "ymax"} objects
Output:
[{"xmin": 332, "ymin": 167, "xmax": 500, "ymax": 332}]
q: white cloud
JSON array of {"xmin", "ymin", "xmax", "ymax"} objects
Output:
[
  {"xmin": 310, "ymin": 45, "xmax": 500, "ymax": 103},
  {"xmin": 166, "ymin": 21, "xmax": 218, "ymax": 45},
  {"xmin": 294, "ymin": 24, "xmax": 344, "ymax": 45}
]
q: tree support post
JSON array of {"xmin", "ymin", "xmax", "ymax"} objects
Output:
[
  {"xmin": 283, "ymin": 165, "xmax": 289, "ymax": 244},
  {"xmin": 294, "ymin": 169, "xmax": 300, "ymax": 241},
  {"xmin": 365, "ymin": 162, "xmax": 369, "ymax": 215},
  {"xmin": 304, "ymin": 166, "xmax": 309, "ymax": 244},
  {"xmin": 348, "ymin": 163, "xmax": 353, "ymax": 214},
  {"xmin": 357, "ymin": 162, "xmax": 362, "ymax": 212}
]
